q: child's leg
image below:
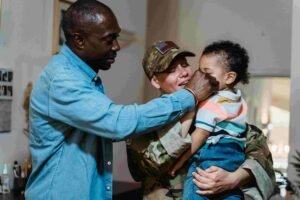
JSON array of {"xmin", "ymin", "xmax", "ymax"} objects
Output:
[
  {"xmin": 184, "ymin": 140, "xmax": 245, "ymax": 200},
  {"xmin": 197, "ymin": 140, "xmax": 245, "ymax": 172},
  {"xmin": 183, "ymin": 162, "xmax": 209, "ymax": 200}
]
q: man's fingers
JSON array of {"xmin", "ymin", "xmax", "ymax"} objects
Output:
[
  {"xmin": 204, "ymin": 73, "xmax": 219, "ymax": 90},
  {"xmin": 196, "ymin": 189, "xmax": 214, "ymax": 195},
  {"xmin": 195, "ymin": 167, "xmax": 210, "ymax": 179},
  {"xmin": 192, "ymin": 171, "xmax": 212, "ymax": 188},
  {"xmin": 205, "ymin": 166, "xmax": 219, "ymax": 173},
  {"xmin": 192, "ymin": 178, "xmax": 211, "ymax": 190},
  {"xmin": 185, "ymin": 70, "xmax": 215, "ymax": 102}
]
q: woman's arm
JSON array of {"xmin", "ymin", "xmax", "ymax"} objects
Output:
[
  {"xmin": 191, "ymin": 166, "xmax": 254, "ymax": 195},
  {"xmin": 170, "ymin": 128, "xmax": 209, "ymax": 176}
]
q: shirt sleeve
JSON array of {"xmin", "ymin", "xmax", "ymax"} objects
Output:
[
  {"xmin": 240, "ymin": 124, "xmax": 276, "ymax": 200},
  {"xmin": 241, "ymin": 159, "xmax": 274, "ymax": 200},
  {"xmin": 48, "ymin": 77, "xmax": 195, "ymax": 140}
]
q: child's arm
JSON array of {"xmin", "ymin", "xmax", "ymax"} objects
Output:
[
  {"xmin": 180, "ymin": 110, "xmax": 195, "ymax": 138},
  {"xmin": 170, "ymin": 127, "xmax": 210, "ymax": 176}
]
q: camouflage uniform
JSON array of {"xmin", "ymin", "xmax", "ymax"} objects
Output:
[
  {"xmin": 126, "ymin": 121, "xmax": 190, "ymax": 200},
  {"xmin": 241, "ymin": 124, "xmax": 276, "ymax": 200},
  {"xmin": 127, "ymin": 41, "xmax": 196, "ymax": 200},
  {"xmin": 126, "ymin": 123, "xmax": 275, "ymax": 200}
]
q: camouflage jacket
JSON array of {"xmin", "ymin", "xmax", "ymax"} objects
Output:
[
  {"xmin": 244, "ymin": 124, "xmax": 276, "ymax": 187},
  {"xmin": 126, "ymin": 121, "xmax": 191, "ymax": 183},
  {"xmin": 126, "ymin": 122, "xmax": 275, "ymax": 198}
]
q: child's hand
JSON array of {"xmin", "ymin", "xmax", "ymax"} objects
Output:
[
  {"xmin": 170, "ymin": 168, "xmax": 176, "ymax": 177},
  {"xmin": 169, "ymin": 164, "xmax": 180, "ymax": 177}
]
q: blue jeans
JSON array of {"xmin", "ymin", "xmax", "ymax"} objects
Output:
[{"xmin": 183, "ymin": 138, "xmax": 245, "ymax": 200}]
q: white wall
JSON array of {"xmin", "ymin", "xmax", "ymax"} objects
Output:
[
  {"xmin": 0, "ymin": 0, "xmax": 147, "ymax": 183},
  {"xmin": 0, "ymin": 0, "xmax": 53, "ymax": 172},
  {"xmin": 288, "ymin": 0, "xmax": 300, "ymax": 183},
  {"xmin": 178, "ymin": 0, "xmax": 292, "ymax": 77}
]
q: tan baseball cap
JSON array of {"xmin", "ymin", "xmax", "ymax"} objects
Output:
[{"xmin": 142, "ymin": 41, "xmax": 195, "ymax": 79}]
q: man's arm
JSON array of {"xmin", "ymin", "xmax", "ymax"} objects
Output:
[
  {"xmin": 47, "ymin": 70, "xmax": 216, "ymax": 140},
  {"xmin": 191, "ymin": 166, "xmax": 254, "ymax": 195}
]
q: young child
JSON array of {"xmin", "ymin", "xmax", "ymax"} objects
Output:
[{"xmin": 170, "ymin": 40, "xmax": 250, "ymax": 200}]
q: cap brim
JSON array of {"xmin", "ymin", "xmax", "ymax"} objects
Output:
[
  {"xmin": 157, "ymin": 50, "xmax": 196, "ymax": 73},
  {"xmin": 175, "ymin": 50, "xmax": 196, "ymax": 58}
]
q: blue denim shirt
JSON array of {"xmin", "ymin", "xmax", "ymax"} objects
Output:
[{"xmin": 25, "ymin": 45, "xmax": 195, "ymax": 200}]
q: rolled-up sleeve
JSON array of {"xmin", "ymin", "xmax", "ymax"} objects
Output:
[
  {"xmin": 241, "ymin": 159, "xmax": 274, "ymax": 200},
  {"xmin": 158, "ymin": 122, "xmax": 191, "ymax": 158}
]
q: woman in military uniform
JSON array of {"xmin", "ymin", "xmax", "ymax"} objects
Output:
[{"xmin": 126, "ymin": 40, "xmax": 275, "ymax": 200}]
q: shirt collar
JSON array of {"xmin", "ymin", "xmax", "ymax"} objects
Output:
[
  {"xmin": 218, "ymin": 89, "xmax": 242, "ymax": 101},
  {"xmin": 60, "ymin": 44, "xmax": 98, "ymax": 82}
]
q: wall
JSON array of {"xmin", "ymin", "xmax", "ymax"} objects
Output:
[
  {"xmin": 288, "ymin": 0, "xmax": 300, "ymax": 183},
  {"xmin": 0, "ymin": 0, "xmax": 147, "ymax": 183},
  {"xmin": 178, "ymin": 0, "xmax": 292, "ymax": 77},
  {"xmin": 144, "ymin": 0, "xmax": 292, "ymax": 97},
  {"xmin": 0, "ymin": 0, "xmax": 53, "ymax": 172},
  {"xmin": 143, "ymin": 0, "xmax": 180, "ymax": 101}
]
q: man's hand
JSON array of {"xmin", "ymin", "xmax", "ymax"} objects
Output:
[{"xmin": 184, "ymin": 70, "xmax": 218, "ymax": 103}]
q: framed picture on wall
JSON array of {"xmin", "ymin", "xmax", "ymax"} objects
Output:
[
  {"xmin": 52, "ymin": 0, "xmax": 76, "ymax": 54},
  {"xmin": 0, "ymin": 68, "xmax": 13, "ymax": 133}
]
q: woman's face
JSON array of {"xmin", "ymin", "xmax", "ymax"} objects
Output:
[{"xmin": 152, "ymin": 56, "xmax": 193, "ymax": 94}]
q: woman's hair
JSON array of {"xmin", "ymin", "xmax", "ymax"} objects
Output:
[{"xmin": 202, "ymin": 40, "xmax": 250, "ymax": 85}]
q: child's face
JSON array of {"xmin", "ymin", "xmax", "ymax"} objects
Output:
[
  {"xmin": 198, "ymin": 54, "xmax": 234, "ymax": 90},
  {"xmin": 151, "ymin": 56, "xmax": 193, "ymax": 94}
]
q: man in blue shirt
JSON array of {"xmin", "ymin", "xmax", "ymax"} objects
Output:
[{"xmin": 25, "ymin": 1, "xmax": 217, "ymax": 199}]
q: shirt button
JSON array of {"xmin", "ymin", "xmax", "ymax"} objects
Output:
[
  {"xmin": 106, "ymin": 186, "xmax": 111, "ymax": 191},
  {"xmin": 107, "ymin": 161, "xmax": 111, "ymax": 166}
]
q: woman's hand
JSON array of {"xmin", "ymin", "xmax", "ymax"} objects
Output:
[{"xmin": 191, "ymin": 166, "xmax": 249, "ymax": 195}]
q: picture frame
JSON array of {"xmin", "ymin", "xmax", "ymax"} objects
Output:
[
  {"xmin": 52, "ymin": 0, "xmax": 76, "ymax": 54},
  {"xmin": 0, "ymin": 68, "xmax": 13, "ymax": 133},
  {"xmin": 0, "ymin": 68, "xmax": 13, "ymax": 99}
]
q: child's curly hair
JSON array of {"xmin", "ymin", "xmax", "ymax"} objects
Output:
[{"xmin": 202, "ymin": 40, "xmax": 250, "ymax": 86}]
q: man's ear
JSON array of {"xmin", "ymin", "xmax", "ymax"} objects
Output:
[
  {"xmin": 225, "ymin": 71, "xmax": 237, "ymax": 85},
  {"xmin": 72, "ymin": 33, "xmax": 85, "ymax": 49},
  {"xmin": 151, "ymin": 76, "xmax": 161, "ymax": 89}
]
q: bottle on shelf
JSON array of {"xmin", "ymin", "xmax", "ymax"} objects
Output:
[
  {"xmin": 0, "ymin": 175, "xmax": 3, "ymax": 194},
  {"xmin": 2, "ymin": 163, "xmax": 10, "ymax": 194}
]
